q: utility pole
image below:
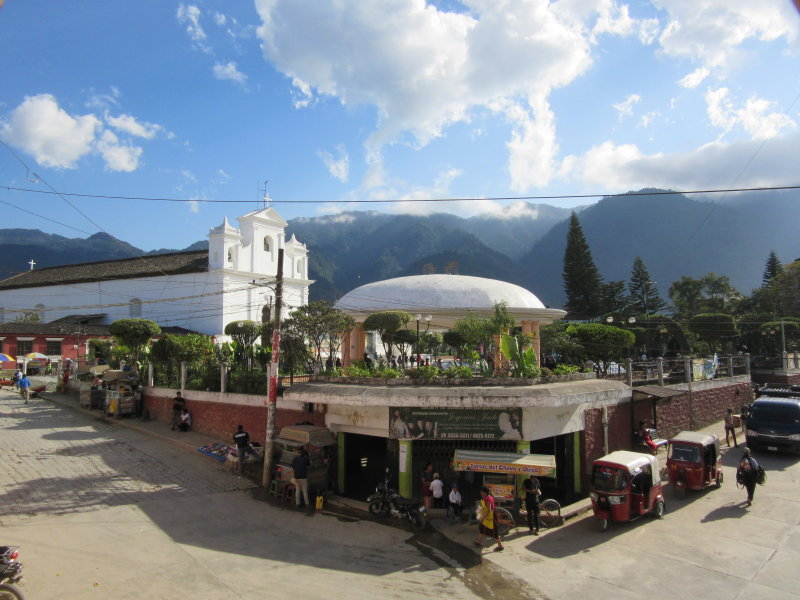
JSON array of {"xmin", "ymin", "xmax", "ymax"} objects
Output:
[{"xmin": 262, "ymin": 248, "xmax": 283, "ymax": 487}]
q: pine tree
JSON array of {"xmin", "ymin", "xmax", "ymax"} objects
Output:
[
  {"xmin": 562, "ymin": 212, "xmax": 603, "ymax": 318},
  {"xmin": 762, "ymin": 250, "xmax": 783, "ymax": 287},
  {"xmin": 628, "ymin": 256, "xmax": 666, "ymax": 315}
]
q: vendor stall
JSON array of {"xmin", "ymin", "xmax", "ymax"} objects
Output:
[
  {"xmin": 453, "ymin": 449, "xmax": 557, "ymax": 509},
  {"xmin": 273, "ymin": 425, "xmax": 336, "ymax": 494},
  {"xmin": 101, "ymin": 370, "xmax": 140, "ymax": 418}
]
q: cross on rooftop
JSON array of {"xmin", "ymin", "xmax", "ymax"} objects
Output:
[{"xmin": 28, "ymin": 259, "xmax": 36, "ymax": 271}]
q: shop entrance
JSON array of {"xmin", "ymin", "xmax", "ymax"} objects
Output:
[{"xmin": 343, "ymin": 433, "xmax": 389, "ymax": 500}]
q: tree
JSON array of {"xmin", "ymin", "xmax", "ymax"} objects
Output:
[
  {"xmin": 562, "ymin": 212, "xmax": 603, "ymax": 318},
  {"xmin": 499, "ymin": 333, "xmax": 540, "ymax": 377},
  {"xmin": 669, "ymin": 276, "xmax": 704, "ymax": 321},
  {"xmin": 599, "ymin": 281, "xmax": 628, "ymax": 315},
  {"xmin": 442, "ymin": 330, "xmax": 466, "ymax": 359},
  {"xmin": 393, "ymin": 329, "xmax": 417, "ymax": 359},
  {"xmin": 700, "ymin": 273, "xmax": 739, "ymax": 313},
  {"xmin": 772, "ymin": 260, "xmax": 800, "ymax": 318},
  {"xmin": 420, "ymin": 331, "xmax": 443, "ymax": 356},
  {"xmin": 108, "ymin": 318, "xmax": 161, "ymax": 364},
  {"xmin": 224, "ymin": 320, "xmax": 261, "ymax": 348},
  {"xmin": 322, "ymin": 308, "xmax": 356, "ymax": 364},
  {"xmin": 628, "ymin": 256, "xmax": 666, "ymax": 315},
  {"xmin": 279, "ymin": 317, "xmax": 312, "ymax": 374},
  {"xmin": 569, "ymin": 323, "xmax": 635, "ymax": 377},
  {"xmin": 150, "ymin": 334, "xmax": 215, "ymax": 386},
  {"xmin": 14, "ymin": 310, "xmax": 40, "ymax": 323},
  {"xmin": 288, "ymin": 301, "xmax": 354, "ymax": 366},
  {"xmin": 762, "ymin": 250, "xmax": 783, "ymax": 287},
  {"xmin": 687, "ymin": 313, "xmax": 738, "ymax": 353},
  {"xmin": 363, "ymin": 310, "xmax": 412, "ymax": 360}
]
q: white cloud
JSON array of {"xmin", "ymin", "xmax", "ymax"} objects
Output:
[
  {"xmin": 177, "ymin": 4, "xmax": 206, "ymax": 41},
  {"xmin": 706, "ymin": 87, "xmax": 796, "ymax": 140},
  {"xmin": 317, "ymin": 145, "xmax": 350, "ymax": 182},
  {"xmin": 678, "ymin": 67, "xmax": 710, "ymax": 89},
  {"xmin": 96, "ymin": 130, "xmax": 142, "ymax": 172},
  {"xmin": 0, "ymin": 93, "xmax": 159, "ymax": 172},
  {"xmin": 86, "ymin": 86, "xmax": 121, "ymax": 110},
  {"xmin": 612, "ymin": 94, "xmax": 641, "ymax": 121},
  {"xmin": 638, "ymin": 111, "xmax": 660, "ymax": 128},
  {"xmin": 213, "ymin": 61, "xmax": 248, "ymax": 85},
  {"xmin": 254, "ymin": 0, "xmax": 603, "ymax": 191},
  {"xmin": 563, "ymin": 131, "xmax": 800, "ymax": 191},
  {"xmin": 654, "ymin": 0, "xmax": 799, "ymax": 70},
  {"xmin": 188, "ymin": 200, "xmax": 200, "ymax": 213},
  {"xmin": 106, "ymin": 113, "xmax": 162, "ymax": 139},
  {"xmin": 505, "ymin": 95, "xmax": 559, "ymax": 191},
  {"xmin": 213, "ymin": 12, "xmax": 227, "ymax": 27},
  {"xmin": 0, "ymin": 94, "xmax": 100, "ymax": 169}
]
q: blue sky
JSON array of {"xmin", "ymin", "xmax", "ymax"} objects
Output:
[{"xmin": 1, "ymin": 0, "xmax": 798, "ymax": 252}]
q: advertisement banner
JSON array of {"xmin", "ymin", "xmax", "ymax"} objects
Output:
[{"xmin": 389, "ymin": 407, "xmax": 522, "ymax": 440}]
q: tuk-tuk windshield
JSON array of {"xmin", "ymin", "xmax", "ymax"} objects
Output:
[
  {"xmin": 592, "ymin": 465, "xmax": 627, "ymax": 493},
  {"xmin": 669, "ymin": 443, "xmax": 701, "ymax": 463}
]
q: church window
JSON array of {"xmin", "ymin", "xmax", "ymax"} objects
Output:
[
  {"xmin": 227, "ymin": 250, "xmax": 233, "ymax": 263},
  {"xmin": 264, "ymin": 236, "xmax": 271, "ymax": 252},
  {"xmin": 130, "ymin": 298, "xmax": 142, "ymax": 318}
]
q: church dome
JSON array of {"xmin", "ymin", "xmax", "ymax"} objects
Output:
[{"xmin": 335, "ymin": 275, "xmax": 565, "ymax": 327}]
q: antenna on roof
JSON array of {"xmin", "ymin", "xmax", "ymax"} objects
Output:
[{"xmin": 260, "ymin": 179, "xmax": 271, "ymax": 210}]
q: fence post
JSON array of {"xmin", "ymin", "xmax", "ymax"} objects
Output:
[
  {"xmin": 783, "ymin": 351, "xmax": 789, "ymax": 371},
  {"xmin": 626, "ymin": 358, "xmax": 633, "ymax": 387},
  {"xmin": 744, "ymin": 353, "xmax": 751, "ymax": 377},
  {"xmin": 147, "ymin": 362, "xmax": 154, "ymax": 387},
  {"xmin": 180, "ymin": 361, "xmax": 187, "ymax": 392},
  {"xmin": 657, "ymin": 357, "xmax": 664, "ymax": 386},
  {"xmin": 220, "ymin": 362, "xmax": 227, "ymax": 393}
]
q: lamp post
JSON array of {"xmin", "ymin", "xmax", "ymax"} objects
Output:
[{"xmin": 414, "ymin": 314, "xmax": 432, "ymax": 365}]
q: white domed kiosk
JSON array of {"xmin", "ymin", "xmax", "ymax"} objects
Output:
[{"xmin": 334, "ymin": 274, "xmax": 566, "ymax": 365}]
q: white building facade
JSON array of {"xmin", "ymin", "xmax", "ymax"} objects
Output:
[{"xmin": 0, "ymin": 207, "xmax": 311, "ymax": 337}]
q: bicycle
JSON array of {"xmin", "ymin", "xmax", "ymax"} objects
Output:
[{"xmin": 493, "ymin": 499, "xmax": 563, "ymax": 536}]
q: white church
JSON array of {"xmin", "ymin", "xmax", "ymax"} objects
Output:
[{"xmin": 0, "ymin": 207, "xmax": 311, "ymax": 338}]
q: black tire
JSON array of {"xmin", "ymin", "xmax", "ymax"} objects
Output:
[
  {"xmin": 369, "ymin": 501, "xmax": 389, "ymax": 518},
  {"xmin": 539, "ymin": 499, "xmax": 562, "ymax": 528},
  {"xmin": 654, "ymin": 500, "xmax": 665, "ymax": 519},
  {"xmin": 410, "ymin": 510, "xmax": 426, "ymax": 530},
  {"xmin": 0, "ymin": 583, "xmax": 26, "ymax": 600},
  {"xmin": 494, "ymin": 507, "xmax": 514, "ymax": 536},
  {"xmin": 598, "ymin": 518, "xmax": 609, "ymax": 532},
  {"xmin": 716, "ymin": 471, "xmax": 723, "ymax": 488}
]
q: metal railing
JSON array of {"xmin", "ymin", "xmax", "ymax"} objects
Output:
[{"xmin": 604, "ymin": 354, "xmax": 750, "ymax": 387}]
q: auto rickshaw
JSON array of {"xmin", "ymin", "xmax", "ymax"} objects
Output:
[
  {"xmin": 590, "ymin": 451, "xmax": 665, "ymax": 531},
  {"xmin": 666, "ymin": 431, "xmax": 722, "ymax": 497}
]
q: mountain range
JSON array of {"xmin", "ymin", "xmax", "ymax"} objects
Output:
[{"xmin": 0, "ymin": 189, "xmax": 797, "ymax": 310}]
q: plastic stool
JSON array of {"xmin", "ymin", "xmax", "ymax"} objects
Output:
[
  {"xmin": 285, "ymin": 483, "xmax": 296, "ymax": 504},
  {"xmin": 268, "ymin": 479, "xmax": 279, "ymax": 497},
  {"xmin": 276, "ymin": 481, "xmax": 289, "ymax": 500}
]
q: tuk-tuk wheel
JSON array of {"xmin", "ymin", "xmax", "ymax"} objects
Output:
[
  {"xmin": 654, "ymin": 500, "xmax": 665, "ymax": 519},
  {"xmin": 716, "ymin": 471, "xmax": 723, "ymax": 488},
  {"xmin": 598, "ymin": 518, "xmax": 609, "ymax": 532}
]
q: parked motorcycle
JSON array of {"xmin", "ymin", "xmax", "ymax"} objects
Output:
[
  {"xmin": 0, "ymin": 546, "xmax": 25, "ymax": 600},
  {"xmin": 367, "ymin": 471, "xmax": 427, "ymax": 530}
]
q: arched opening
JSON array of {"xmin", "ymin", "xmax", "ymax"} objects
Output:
[{"xmin": 264, "ymin": 236, "xmax": 271, "ymax": 252}]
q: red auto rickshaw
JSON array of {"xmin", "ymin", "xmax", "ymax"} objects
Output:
[
  {"xmin": 666, "ymin": 431, "xmax": 722, "ymax": 498},
  {"xmin": 590, "ymin": 451, "xmax": 665, "ymax": 531}
]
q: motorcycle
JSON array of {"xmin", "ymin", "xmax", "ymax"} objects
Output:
[
  {"xmin": 366, "ymin": 471, "xmax": 427, "ymax": 530},
  {"xmin": 0, "ymin": 546, "xmax": 25, "ymax": 600}
]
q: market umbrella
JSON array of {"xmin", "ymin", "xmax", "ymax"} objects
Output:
[
  {"xmin": 23, "ymin": 352, "xmax": 48, "ymax": 360},
  {"xmin": 0, "ymin": 353, "xmax": 15, "ymax": 362}
]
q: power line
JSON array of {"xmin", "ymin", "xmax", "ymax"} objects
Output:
[{"xmin": 2, "ymin": 183, "xmax": 800, "ymax": 205}]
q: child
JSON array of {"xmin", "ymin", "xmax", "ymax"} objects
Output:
[
  {"xmin": 430, "ymin": 472, "xmax": 444, "ymax": 508},
  {"xmin": 447, "ymin": 483, "xmax": 463, "ymax": 523}
]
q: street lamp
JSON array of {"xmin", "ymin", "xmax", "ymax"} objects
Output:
[
  {"xmin": 606, "ymin": 316, "xmax": 636, "ymax": 325},
  {"xmin": 415, "ymin": 314, "xmax": 432, "ymax": 364}
]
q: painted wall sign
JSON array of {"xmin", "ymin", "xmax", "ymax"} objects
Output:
[{"xmin": 389, "ymin": 407, "xmax": 522, "ymax": 440}]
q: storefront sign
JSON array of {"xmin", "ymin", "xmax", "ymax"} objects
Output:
[
  {"xmin": 389, "ymin": 407, "xmax": 523, "ymax": 440},
  {"xmin": 486, "ymin": 483, "xmax": 515, "ymax": 502},
  {"xmin": 453, "ymin": 449, "xmax": 557, "ymax": 478}
]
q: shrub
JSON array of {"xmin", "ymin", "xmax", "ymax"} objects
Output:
[
  {"xmin": 407, "ymin": 365, "xmax": 440, "ymax": 383},
  {"xmin": 443, "ymin": 365, "xmax": 473, "ymax": 379},
  {"xmin": 554, "ymin": 364, "xmax": 580, "ymax": 375},
  {"xmin": 375, "ymin": 368, "xmax": 402, "ymax": 379},
  {"xmin": 343, "ymin": 363, "xmax": 372, "ymax": 377}
]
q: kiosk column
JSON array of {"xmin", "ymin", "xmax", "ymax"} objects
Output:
[{"xmin": 399, "ymin": 439, "xmax": 412, "ymax": 498}]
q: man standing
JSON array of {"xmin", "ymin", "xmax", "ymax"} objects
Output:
[
  {"xmin": 292, "ymin": 448, "xmax": 311, "ymax": 508},
  {"xmin": 736, "ymin": 447, "xmax": 759, "ymax": 506},
  {"xmin": 171, "ymin": 392, "xmax": 186, "ymax": 431},
  {"xmin": 233, "ymin": 425, "xmax": 253, "ymax": 472},
  {"xmin": 724, "ymin": 408, "xmax": 738, "ymax": 447},
  {"xmin": 18, "ymin": 373, "xmax": 31, "ymax": 404},
  {"xmin": 523, "ymin": 474, "xmax": 542, "ymax": 534}
]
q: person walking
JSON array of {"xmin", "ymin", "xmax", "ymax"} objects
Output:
[
  {"xmin": 724, "ymin": 408, "xmax": 738, "ymax": 447},
  {"xmin": 233, "ymin": 425, "xmax": 253, "ymax": 472},
  {"xmin": 171, "ymin": 392, "xmax": 186, "ymax": 431},
  {"xmin": 523, "ymin": 474, "xmax": 542, "ymax": 535},
  {"xmin": 474, "ymin": 486, "xmax": 503, "ymax": 551},
  {"xmin": 18, "ymin": 373, "xmax": 31, "ymax": 404},
  {"xmin": 430, "ymin": 473, "xmax": 444, "ymax": 508},
  {"xmin": 447, "ymin": 484, "xmax": 463, "ymax": 523},
  {"xmin": 736, "ymin": 447, "xmax": 759, "ymax": 506},
  {"xmin": 292, "ymin": 448, "xmax": 311, "ymax": 508}
]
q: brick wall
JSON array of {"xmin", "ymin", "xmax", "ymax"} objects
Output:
[
  {"xmin": 143, "ymin": 390, "xmax": 324, "ymax": 442},
  {"xmin": 581, "ymin": 380, "xmax": 752, "ymax": 492}
]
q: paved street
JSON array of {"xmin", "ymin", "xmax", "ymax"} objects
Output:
[
  {"xmin": 2, "ymin": 389, "xmax": 799, "ymax": 600},
  {"xmin": 0, "ymin": 391, "xmax": 490, "ymax": 600}
]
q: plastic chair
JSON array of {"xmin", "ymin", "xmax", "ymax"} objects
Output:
[
  {"xmin": 276, "ymin": 481, "xmax": 289, "ymax": 500},
  {"xmin": 268, "ymin": 479, "xmax": 279, "ymax": 497},
  {"xmin": 285, "ymin": 483, "xmax": 296, "ymax": 504}
]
